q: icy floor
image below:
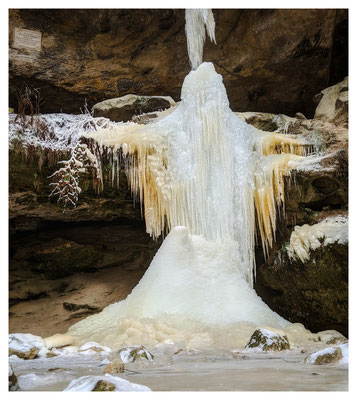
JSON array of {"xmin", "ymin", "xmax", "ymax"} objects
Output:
[{"xmin": 10, "ymin": 348, "xmax": 348, "ymax": 391}]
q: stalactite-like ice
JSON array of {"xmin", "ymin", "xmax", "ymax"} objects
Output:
[
  {"xmin": 67, "ymin": 62, "xmax": 313, "ymax": 350},
  {"xmin": 185, "ymin": 9, "xmax": 216, "ymax": 70}
]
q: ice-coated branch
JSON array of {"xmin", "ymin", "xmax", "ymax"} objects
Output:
[{"xmin": 49, "ymin": 142, "xmax": 99, "ymax": 209}]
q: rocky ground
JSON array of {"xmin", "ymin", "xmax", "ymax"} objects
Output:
[{"xmin": 8, "ymin": 329, "xmax": 348, "ymax": 391}]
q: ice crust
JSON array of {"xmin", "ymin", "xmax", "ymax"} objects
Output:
[{"xmin": 287, "ymin": 216, "xmax": 348, "ymax": 262}]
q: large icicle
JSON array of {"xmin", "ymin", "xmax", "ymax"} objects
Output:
[{"xmin": 185, "ymin": 9, "xmax": 216, "ymax": 70}]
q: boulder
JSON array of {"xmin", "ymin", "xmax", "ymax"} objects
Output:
[
  {"xmin": 78, "ymin": 341, "xmax": 111, "ymax": 355},
  {"xmin": 104, "ymin": 359, "xmax": 125, "ymax": 374},
  {"xmin": 314, "ymin": 77, "xmax": 348, "ymax": 127},
  {"xmin": 116, "ymin": 345, "xmax": 154, "ymax": 363},
  {"xmin": 63, "ymin": 374, "xmax": 151, "ymax": 391},
  {"xmin": 245, "ymin": 328, "xmax": 290, "ymax": 351},
  {"xmin": 304, "ymin": 346, "xmax": 343, "ymax": 365},
  {"xmin": 8, "ymin": 333, "xmax": 47, "ymax": 359},
  {"xmin": 92, "ymin": 94, "xmax": 175, "ymax": 122}
]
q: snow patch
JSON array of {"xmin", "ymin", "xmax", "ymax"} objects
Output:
[
  {"xmin": 287, "ymin": 216, "xmax": 348, "ymax": 262},
  {"xmin": 63, "ymin": 374, "xmax": 151, "ymax": 391}
]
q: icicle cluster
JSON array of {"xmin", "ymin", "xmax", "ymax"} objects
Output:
[{"xmin": 185, "ymin": 9, "xmax": 216, "ymax": 70}]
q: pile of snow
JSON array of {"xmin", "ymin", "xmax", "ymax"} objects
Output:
[
  {"xmin": 287, "ymin": 216, "xmax": 348, "ymax": 262},
  {"xmin": 63, "ymin": 374, "xmax": 151, "ymax": 391}
]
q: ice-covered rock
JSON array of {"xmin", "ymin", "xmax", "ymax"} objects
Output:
[
  {"xmin": 92, "ymin": 94, "xmax": 175, "ymax": 122},
  {"xmin": 245, "ymin": 328, "xmax": 290, "ymax": 351},
  {"xmin": 9, "ymin": 363, "xmax": 18, "ymax": 391},
  {"xmin": 63, "ymin": 374, "xmax": 151, "ymax": 391},
  {"xmin": 116, "ymin": 345, "xmax": 154, "ymax": 363},
  {"xmin": 304, "ymin": 344, "xmax": 348, "ymax": 365},
  {"xmin": 314, "ymin": 77, "xmax": 348, "ymax": 127},
  {"xmin": 78, "ymin": 341, "xmax": 112, "ymax": 355},
  {"xmin": 317, "ymin": 330, "xmax": 348, "ymax": 345},
  {"xmin": 9, "ymin": 333, "xmax": 48, "ymax": 359}
]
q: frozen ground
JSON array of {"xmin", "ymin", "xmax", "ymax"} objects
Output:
[{"xmin": 10, "ymin": 347, "xmax": 348, "ymax": 391}]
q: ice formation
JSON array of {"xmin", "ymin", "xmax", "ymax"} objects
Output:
[
  {"xmin": 185, "ymin": 9, "xmax": 216, "ymax": 70},
  {"xmin": 65, "ymin": 10, "xmax": 320, "ymax": 350},
  {"xmin": 287, "ymin": 216, "xmax": 348, "ymax": 262},
  {"xmin": 69, "ymin": 63, "xmax": 312, "ymax": 348}
]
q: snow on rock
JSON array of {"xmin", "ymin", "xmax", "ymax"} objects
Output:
[
  {"xmin": 116, "ymin": 345, "xmax": 154, "ymax": 363},
  {"xmin": 51, "ymin": 346, "xmax": 80, "ymax": 357},
  {"xmin": 287, "ymin": 216, "xmax": 348, "ymax": 263},
  {"xmin": 8, "ymin": 112, "xmax": 114, "ymax": 152},
  {"xmin": 78, "ymin": 341, "xmax": 112, "ymax": 355},
  {"xmin": 9, "ymin": 333, "xmax": 48, "ymax": 359},
  {"xmin": 245, "ymin": 328, "xmax": 290, "ymax": 351},
  {"xmin": 63, "ymin": 374, "xmax": 151, "ymax": 391},
  {"xmin": 317, "ymin": 330, "xmax": 348, "ymax": 345},
  {"xmin": 9, "ymin": 363, "xmax": 18, "ymax": 391},
  {"xmin": 304, "ymin": 344, "xmax": 348, "ymax": 365}
]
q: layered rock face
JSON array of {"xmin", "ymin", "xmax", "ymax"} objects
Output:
[{"xmin": 9, "ymin": 9, "xmax": 347, "ymax": 117}]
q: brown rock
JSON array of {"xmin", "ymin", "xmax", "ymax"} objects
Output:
[
  {"xmin": 9, "ymin": 347, "xmax": 39, "ymax": 360},
  {"xmin": 92, "ymin": 380, "xmax": 116, "ymax": 391},
  {"xmin": 92, "ymin": 94, "xmax": 175, "ymax": 122},
  {"xmin": 104, "ymin": 359, "xmax": 125, "ymax": 374},
  {"xmin": 9, "ymin": 9, "xmax": 347, "ymax": 117}
]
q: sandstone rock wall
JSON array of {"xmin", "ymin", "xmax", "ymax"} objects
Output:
[{"xmin": 9, "ymin": 9, "xmax": 347, "ymax": 117}]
